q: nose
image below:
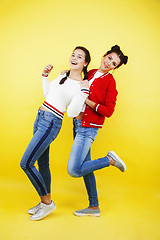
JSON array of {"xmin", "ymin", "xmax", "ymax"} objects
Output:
[
  {"xmin": 105, "ymin": 59, "xmax": 110, "ymax": 67},
  {"xmin": 71, "ymin": 56, "xmax": 77, "ymax": 61}
]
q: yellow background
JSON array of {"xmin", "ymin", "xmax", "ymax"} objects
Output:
[{"xmin": 0, "ymin": 0, "xmax": 160, "ymax": 239}]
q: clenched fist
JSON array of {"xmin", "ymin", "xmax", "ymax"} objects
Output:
[{"xmin": 42, "ymin": 64, "xmax": 53, "ymax": 75}]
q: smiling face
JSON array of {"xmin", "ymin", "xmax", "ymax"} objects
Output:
[
  {"xmin": 69, "ymin": 49, "xmax": 87, "ymax": 71},
  {"xmin": 99, "ymin": 52, "xmax": 121, "ymax": 73}
]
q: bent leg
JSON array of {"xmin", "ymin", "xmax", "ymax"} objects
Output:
[
  {"xmin": 68, "ymin": 120, "xmax": 100, "ymax": 208},
  {"xmin": 67, "ymin": 129, "xmax": 110, "ymax": 177},
  {"xmin": 80, "ymin": 155, "xmax": 110, "ymax": 176},
  {"xmin": 67, "ymin": 130, "xmax": 94, "ymax": 177}
]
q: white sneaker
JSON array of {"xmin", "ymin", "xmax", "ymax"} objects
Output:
[
  {"xmin": 30, "ymin": 201, "xmax": 56, "ymax": 221},
  {"xmin": 28, "ymin": 202, "xmax": 42, "ymax": 215}
]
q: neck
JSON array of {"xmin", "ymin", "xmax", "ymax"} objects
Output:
[
  {"xmin": 69, "ymin": 69, "xmax": 83, "ymax": 81},
  {"xmin": 98, "ymin": 68, "xmax": 109, "ymax": 74}
]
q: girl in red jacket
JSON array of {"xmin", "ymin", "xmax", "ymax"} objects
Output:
[{"xmin": 67, "ymin": 45, "xmax": 128, "ymax": 216}]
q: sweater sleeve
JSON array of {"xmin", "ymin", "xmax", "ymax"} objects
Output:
[
  {"xmin": 42, "ymin": 73, "xmax": 65, "ymax": 99},
  {"xmin": 93, "ymin": 79, "xmax": 118, "ymax": 118},
  {"xmin": 67, "ymin": 88, "xmax": 89, "ymax": 118},
  {"xmin": 42, "ymin": 76, "xmax": 49, "ymax": 99}
]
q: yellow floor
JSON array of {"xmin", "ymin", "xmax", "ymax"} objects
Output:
[
  {"xmin": 0, "ymin": 0, "xmax": 160, "ymax": 239},
  {"xmin": 0, "ymin": 171, "xmax": 159, "ymax": 240}
]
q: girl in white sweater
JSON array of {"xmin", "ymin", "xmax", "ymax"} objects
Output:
[{"xmin": 20, "ymin": 46, "xmax": 91, "ymax": 221}]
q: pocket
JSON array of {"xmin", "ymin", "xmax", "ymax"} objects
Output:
[
  {"xmin": 41, "ymin": 113, "xmax": 54, "ymax": 124},
  {"xmin": 39, "ymin": 114, "xmax": 53, "ymax": 129}
]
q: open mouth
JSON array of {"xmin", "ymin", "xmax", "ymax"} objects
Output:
[{"xmin": 71, "ymin": 61, "xmax": 78, "ymax": 65}]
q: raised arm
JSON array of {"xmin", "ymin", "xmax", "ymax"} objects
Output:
[{"xmin": 42, "ymin": 64, "xmax": 53, "ymax": 98}]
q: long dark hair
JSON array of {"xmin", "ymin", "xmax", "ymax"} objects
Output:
[
  {"xmin": 103, "ymin": 45, "xmax": 128, "ymax": 68},
  {"xmin": 59, "ymin": 46, "xmax": 91, "ymax": 85}
]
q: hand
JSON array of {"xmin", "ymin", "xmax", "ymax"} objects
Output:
[
  {"xmin": 80, "ymin": 80, "xmax": 89, "ymax": 89},
  {"xmin": 61, "ymin": 70, "xmax": 69, "ymax": 75},
  {"xmin": 85, "ymin": 97, "xmax": 96, "ymax": 109},
  {"xmin": 42, "ymin": 64, "xmax": 53, "ymax": 75}
]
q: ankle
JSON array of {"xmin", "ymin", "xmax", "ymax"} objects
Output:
[
  {"xmin": 41, "ymin": 200, "xmax": 52, "ymax": 205},
  {"xmin": 89, "ymin": 206, "xmax": 99, "ymax": 210},
  {"xmin": 41, "ymin": 195, "xmax": 52, "ymax": 205},
  {"xmin": 108, "ymin": 156, "xmax": 116, "ymax": 166}
]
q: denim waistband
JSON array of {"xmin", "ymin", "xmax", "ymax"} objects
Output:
[
  {"xmin": 73, "ymin": 118, "xmax": 83, "ymax": 128},
  {"xmin": 38, "ymin": 108, "xmax": 62, "ymax": 123}
]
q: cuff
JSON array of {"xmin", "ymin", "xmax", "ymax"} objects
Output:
[
  {"xmin": 42, "ymin": 73, "xmax": 49, "ymax": 77},
  {"xmin": 94, "ymin": 103, "xmax": 100, "ymax": 112},
  {"xmin": 81, "ymin": 88, "xmax": 89, "ymax": 95}
]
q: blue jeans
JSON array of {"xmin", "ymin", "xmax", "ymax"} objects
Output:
[
  {"xmin": 20, "ymin": 108, "xmax": 62, "ymax": 197},
  {"xmin": 67, "ymin": 119, "xmax": 110, "ymax": 207}
]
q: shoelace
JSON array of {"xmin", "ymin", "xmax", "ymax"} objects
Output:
[
  {"xmin": 33, "ymin": 202, "xmax": 41, "ymax": 211},
  {"xmin": 34, "ymin": 204, "xmax": 46, "ymax": 216}
]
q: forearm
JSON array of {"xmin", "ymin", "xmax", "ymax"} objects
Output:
[
  {"xmin": 42, "ymin": 65, "xmax": 53, "ymax": 98},
  {"xmin": 42, "ymin": 76, "xmax": 49, "ymax": 99},
  {"xmin": 67, "ymin": 81, "xmax": 89, "ymax": 118},
  {"xmin": 85, "ymin": 98, "xmax": 96, "ymax": 110},
  {"xmin": 85, "ymin": 97, "xmax": 117, "ymax": 118},
  {"xmin": 67, "ymin": 94, "xmax": 88, "ymax": 118}
]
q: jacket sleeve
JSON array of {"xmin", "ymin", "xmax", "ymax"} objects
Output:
[
  {"xmin": 93, "ymin": 79, "xmax": 118, "ymax": 118},
  {"xmin": 67, "ymin": 88, "xmax": 89, "ymax": 118}
]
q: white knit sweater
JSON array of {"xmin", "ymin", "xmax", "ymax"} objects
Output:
[{"xmin": 42, "ymin": 73, "xmax": 89, "ymax": 119}]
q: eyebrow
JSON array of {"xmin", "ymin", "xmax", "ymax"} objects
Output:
[
  {"xmin": 72, "ymin": 53, "xmax": 84, "ymax": 57},
  {"xmin": 77, "ymin": 54, "xmax": 83, "ymax": 57}
]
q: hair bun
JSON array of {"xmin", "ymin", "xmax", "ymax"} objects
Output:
[
  {"xmin": 111, "ymin": 45, "xmax": 120, "ymax": 52},
  {"xmin": 123, "ymin": 56, "xmax": 128, "ymax": 64}
]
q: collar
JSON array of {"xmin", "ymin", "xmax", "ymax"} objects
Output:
[{"xmin": 88, "ymin": 69, "xmax": 110, "ymax": 81}]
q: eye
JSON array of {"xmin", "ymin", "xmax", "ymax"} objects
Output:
[
  {"xmin": 108, "ymin": 56, "xmax": 112, "ymax": 60},
  {"xmin": 78, "ymin": 56, "xmax": 82, "ymax": 59},
  {"xmin": 113, "ymin": 62, "xmax": 116, "ymax": 67}
]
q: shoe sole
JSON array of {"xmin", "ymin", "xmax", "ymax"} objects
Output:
[
  {"xmin": 28, "ymin": 211, "xmax": 36, "ymax": 215},
  {"xmin": 74, "ymin": 212, "xmax": 100, "ymax": 217},
  {"xmin": 108, "ymin": 151, "xmax": 127, "ymax": 172},
  {"xmin": 30, "ymin": 205, "xmax": 56, "ymax": 221}
]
